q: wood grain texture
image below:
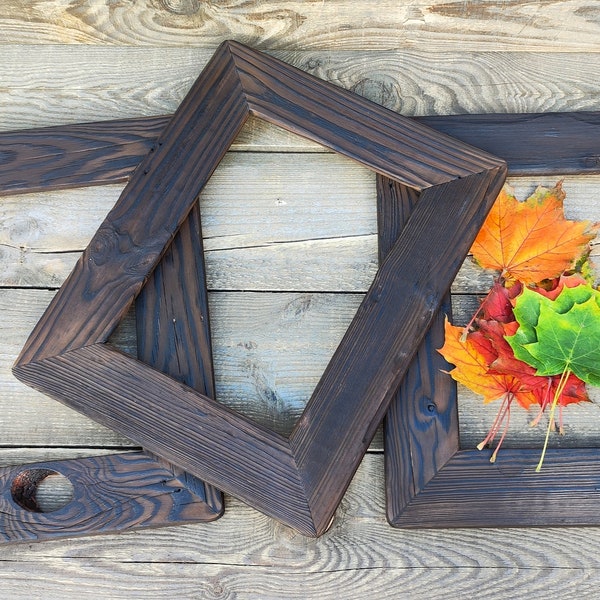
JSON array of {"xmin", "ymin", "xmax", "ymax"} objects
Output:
[
  {"xmin": 4, "ymin": 47, "xmax": 600, "ymax": 133},
  {"xmin": 6, "ymin": 288, "xmax": 600, "ymax": 451},
  {"xmin": 15, "ymin": 41, "xmax": 248, "ymax": 364},
  {"xmin": 290, "ymin": 168, "xmax": 505, "ymax": 531},
  {"xmin": 12, "ymin": 42, "xmax": 506, "ymax": 536},
  {"xmin": 2, "ymin": 453, "xmax": 600, "ymax": 599},
  {"xmin": 17, "ymin": 342, "xmax": 316, "ymax": 525},
  {"xmin": 2, "ymin": 111, "xmax": 598, "ymax": 198},
  {"xmin": 0, "ymin": 117, "xmax": 170, "ymax": 195},
  {"xmin": 2, "ymin": 167, "xmax": 599, "ymax": 293},
  {"xmin": 3, "ymin": 1, "xmax": 600, "ymax": 595},
  {"xmin": 0, "ymin": 190, "xmax": 224, "ymax": 544},
  {"xmin": 0, "ymin": 562, "xmax": 594, "ymax": 600},
  {"xmin": 382, "ymin": 166, "xmax": 600, "ymax": 526},
  {"xmin": 0, "ymin": 453, "xmax": 220, "ymax": 543},
  {"xmin": 136, "ymin": 204, "xmax": 217, "ymax": 415},
  {"xmin": 391, "ymin": 448, "xmax": 600, "ymax": 528},
  {"xmin": 133, "ymin": 201, "xmax": 223, "ymax": 525},
  {"xmin": 376, "ymin": 177, "xmax": 460, "ymax": 520},
  {"xmin": 226, "ymin": 43, "xmax": 502, "ymax": 187},
  {"xmin": 1, "ymin": 1, "xmax": 600, "ymax": 51}
]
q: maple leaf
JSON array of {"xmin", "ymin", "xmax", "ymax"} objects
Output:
[
  {"xmin": 441, "ymin": 181, "xmax": 598, "ymax": 468},
  {"xmin": 508, "ymin": 285, "xmax": 600, "ymax": 386},
  {"xmin": 470, "ymin": 182, "xmax": 597, "ymax": 284},
  {"xmin": 478, "ymin": 320, "xmax": 540, "ymax": 391},
  {"xmin": 507, "ymin": 284, "xmax": 600, "ymax": 469},
  {"xmin": 438, "ymin": 319, "xmax": 501, "ymax": 402},
  {"xmin": 439, "ymin": 318, "xmax": 540, "ymax": 461},
  {"xmin": 480, "ymin": 281, "xmax": 521, "ymax": 323},
  {"xmin": 486, "ymin": 317, "xmax": 588, "ymax": 410},
  {"xmin": 439, "ymin": 319, "xmax": 537, "ymax": 407},
  {"xmin": 532, "ymin": 272, "xmax": 589, "ymax": 301}
]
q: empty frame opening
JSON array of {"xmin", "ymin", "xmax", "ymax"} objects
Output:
[{"xmin": 110, "ymin": 117, "xmax": 383, "ymax": 436}]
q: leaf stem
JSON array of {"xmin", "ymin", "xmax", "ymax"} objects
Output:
[
  {"xmin": 490, "ymin": 400, "xmax": 511, "ymax": 463},
  {"xmin": 535, "ymin": 368, "xmax": 571, "ymax": 472},
  {"xmin": 530, "ymin": 377, "xmax": 553, "ymax": 428},
  {"xmin": 477, "ymin": 394, "xmax": 508, "ymax": 450},
  {"xmin": 477, "ymin": 393, "xmax": 514, "ymax": 462}
]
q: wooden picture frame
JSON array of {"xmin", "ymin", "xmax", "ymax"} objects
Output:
[
  {"xmin": 381, "ymin": 118, "xmax": 600, "ymax": 528},
  {"xmin": 10, "ymin": 41, "xmax": 505, "ymax": 536},
  {"xmin": 3, "ymin": 71, "xmax": 599, "ymax": 536}
]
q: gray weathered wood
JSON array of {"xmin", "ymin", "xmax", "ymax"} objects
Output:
[
  {"xmin": 0, "ymin": 452, "xmax": 599, "ymax": 599},
  {"xmin": 2, "ymin": 168, "xmax": 598, "ymax": 290},
  {"xmin": 2, "ymin": 0, "xmax": 600, "ymax": 592},
  {"xmin": 2, "ymin": 47, "xmax": 600, "ymax": 133},
  {"xmin": 1, "ymin": 1, "xmax": 600, "ymax": 51}
]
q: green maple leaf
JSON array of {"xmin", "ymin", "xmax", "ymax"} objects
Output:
[
  {"xmin": 508, "ymin": 287, "xmax": 543, "ymax": 364},
  {"xmin": 508, "ymin": 285, "xmax": 600, "ymax": 386},
  {"xmin": 507, "ymin": 284, "xmax": 600, "ymax": 470}
]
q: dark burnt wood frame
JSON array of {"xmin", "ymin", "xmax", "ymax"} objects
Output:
[
  {"xmin": 3, "ymin": 68, "xmax": 600, "ymax": 534},
  {"xmin": 0, "ymin": 202, "xmax": 224, "ymax": 543},
  {"xmin": 379, "ymin": 121, "xmax": 600, "ymax": 529},
  {"xmin": 2, "ymin": 112, "xmax": 597, "ymax": 541},
  {"xmin": 380, "ymin": 178, "xmax": 600, "ymax": 529},
  {"xmin": 9, "ymin": 41, "xmax": 505, "ymax": 536}
]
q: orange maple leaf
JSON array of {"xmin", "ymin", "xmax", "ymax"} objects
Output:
[
  {"xmin": 438, "ymin": 318, "xmax": 538, "ymax": 408},
  {"xmin": 470, "ymin": 182, "xmax": 597, "ymax": 284}
]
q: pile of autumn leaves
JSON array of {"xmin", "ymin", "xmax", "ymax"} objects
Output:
[{"xmin": 439, "ymin": 182, "xmax": 600, "ymax": 470}]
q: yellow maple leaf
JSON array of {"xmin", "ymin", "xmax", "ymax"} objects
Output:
[{"xmin": 470, "ymin": 182, "xmax": 597, "ymax": 284}]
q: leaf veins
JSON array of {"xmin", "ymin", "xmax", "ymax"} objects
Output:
[{"xmin": 470, "ymin": 182, "xmax": 597, "ymax": 284}]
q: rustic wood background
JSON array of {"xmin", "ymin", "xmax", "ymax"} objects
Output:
[{"xmin": 1, "ymin": 2, "xmax": 600, "ymax": 597}]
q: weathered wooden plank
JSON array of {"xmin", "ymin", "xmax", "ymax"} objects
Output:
[
  {"xmin": 2, "ymin": 47, "xmax": 600, "ymax": 132},
  {"xmin": 2, "ymin": 164, "xmax": 597, "ymax": 259},
  {"xmin": 2, "ymin": 289, "xmax": 359, "ymax": 445},
  {"xmin": 6, "ymin": 224, "xmax": 594, "ymax": 294},
  {"xmin": 0, "ymin": 448, "xmax": 119, "ymax": 467},
  {"xmin": 1, "ymin": 1, "xmax": 600, "ymax": 52},
  {"xmin": 0, "ymin": 561, "xmax": 594, "ymax": 600},
  {"xmin": 0, "ymin": 152, "xmax": 377, "ymax": 240},
  {"xmin": 1, "ymin": 287, "xmax": 381, "ymax": 445},
  {"xmin": 2, "ymin": 167, "xmax": 599, "ymax": 291},
  {"xmin": 4, "ymin": 289, "xmax": 600, "ymax": 449},
  {"xmin": 2, "ymin": 112, "xmax": 598, "ymax": 198},
  {"xmin": 1, "ymin": 454, "xmax": 600, "ymax": 599},
  {"xmin": 0, "ymin": 288, "xmax": 135, "ymax": 447}
]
